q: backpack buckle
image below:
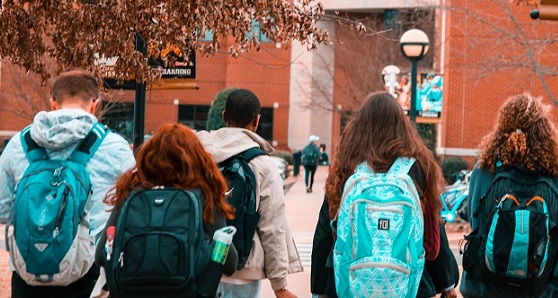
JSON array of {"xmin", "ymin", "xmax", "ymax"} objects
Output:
[{"xmin": 50, "ymin": 167, "xmax": 64, "ymax": 186}]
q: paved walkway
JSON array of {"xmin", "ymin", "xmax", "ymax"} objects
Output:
[
  {"xmin": 260, "ymin": 165, "xmax": 329, "ymax": 297},
  {"xmin": 0, "ymin": 164, "xmax": 468, "ymax": 298}
]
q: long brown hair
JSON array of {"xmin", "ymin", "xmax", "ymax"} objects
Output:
[
  {"xmin": 478, "ymin": 93, "xmax": 558, "ymax": 175},
  {"xmin": 104, "ymin": 123, "xmax": 234, "ymax": 223},
  {"xmin": 325, "ymin": 92, "xmax": 443, "ymax": 221}
]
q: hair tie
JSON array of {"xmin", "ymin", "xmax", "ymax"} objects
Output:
[{"xmin": 516, "ymin": 128, "xmax": 523, "ymax": 134}]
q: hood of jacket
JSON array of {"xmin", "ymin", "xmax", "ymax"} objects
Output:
[
  {"xmin": 30, "ymin": 108, "xmax": 97, "ymax": 150},
  {"xmin": 196, "ymin": 127, "xmax": 274, "ymax": 163}
]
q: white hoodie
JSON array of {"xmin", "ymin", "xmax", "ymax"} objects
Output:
[
  {"xmin": 197, "ymin": 127, "xmax": 303, "ymax": 291},
  {"xmin": 0, "ymin": 109, "xmax": 135, "ymax": 240}
]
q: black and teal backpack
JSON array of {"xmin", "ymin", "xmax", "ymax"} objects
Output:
[
  {"xmin": 218, "ymin": 147, "xmax": 267, "ymax": 270},
  {"xmin": 462, "ymin": 166, "xmax": 558, "ymax": 296}
]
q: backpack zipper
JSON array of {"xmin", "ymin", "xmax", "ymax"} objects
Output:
[
  {"xmin": 118, "ymin": 252, "xmax": 124, "ymax": 267},
  {"xmin": 349, "ymin": 262, "xmax": 410, "ymax": 279},
  {"xmin": 53, "ymin": 186, "xmax": 70, "ymax": 238}
]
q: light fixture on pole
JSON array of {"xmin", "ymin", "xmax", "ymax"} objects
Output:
[
  {"xmin": 399, "ymin": 29, "xmax": 430, "ymax": 123},
  {"xmin": 382, "ymin": 65, "xmax": 401, "ymax": 98}
]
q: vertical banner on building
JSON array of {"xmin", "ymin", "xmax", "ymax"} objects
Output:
[{"xmin": 390, "ymin": 70, "xmax": 443, "ymax": 123}]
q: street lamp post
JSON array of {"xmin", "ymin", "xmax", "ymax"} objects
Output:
[{"xmin": 399, "ymin": 29, "xmax": 430, "ymax": 123}]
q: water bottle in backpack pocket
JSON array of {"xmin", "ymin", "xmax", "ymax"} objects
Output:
[
  {"xmin": 333, "ymin": 157, "xmax": 425, "ymax": 298},
  {"xmin": 461, "ymin": 168, "xmax": 558, "ymax": 296}
]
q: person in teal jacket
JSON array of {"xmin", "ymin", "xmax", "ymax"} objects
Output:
[{"xmin": 460, "ymin": 93, "xmax": 558, "ymax": 297}]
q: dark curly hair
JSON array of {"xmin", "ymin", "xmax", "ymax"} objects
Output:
[{"xmin": 478, "ymin": 93, "xmax": 558, "ymax": 176}]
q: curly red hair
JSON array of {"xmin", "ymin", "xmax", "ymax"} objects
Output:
[
  {"xmin": 104, "ymin": 123, "xmax": 234, "ymax": 223},
  {"xmin": 478, "ymin": 93, "xmax": 558, "ymax": 175}
]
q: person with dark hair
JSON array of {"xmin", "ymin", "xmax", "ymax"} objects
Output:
[
  {"xmin": 325, "ymin": 91, "xmax": 457, "ymax": 298},
  {"xmin": 0, "ymin": 70, "xmax": 135, "ymax": 297},
  {"xmin": 197, "ymin": 89, "xmax": 302, "ymax": 298},
  {"xmin": 460, "ymin": 93, "xmax": 558, "ymax": 297},
  {"xmin": 206, "ymin": 87, "xmax": 239, "ymax": 131}
]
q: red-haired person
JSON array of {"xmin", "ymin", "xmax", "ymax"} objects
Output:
[{"xmin": 95, "ymin": 123, "xmax": 238, "ymax": 293}]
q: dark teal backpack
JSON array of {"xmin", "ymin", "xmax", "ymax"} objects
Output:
[
  {"xmin": 103, "ymin": 188, "xmax": 215, "ymax": 298},
  {"xmin": 302, "ymin": 143, "xmax": 318, "ymax": 166},
  {"xmin": 218, "ymin": 147, "xmax": 267, "ymax": 270},
  {"xmin": 462, "ymin": 167, "xmax": 558, "ymax": 296},
  {"xmin": 7, "ymin": 123, "xmax": 107, "ymax": 285}
]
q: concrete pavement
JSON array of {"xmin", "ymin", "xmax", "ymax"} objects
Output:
[
  {"xmin": 260, "ymin": 165, "xmax": 330, "ymax": 297},
  {"xmin": 0, "ymin": 164, "xmax": 468, "ymax": 298}
]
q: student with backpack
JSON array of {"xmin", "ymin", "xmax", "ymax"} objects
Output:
[
  {"xmin": 0, "ymin": 70, "xmax": 135, "ymax": 298},
  {"xmin": 325, "ymin": 92, "xmax": 449, "ymax": 298},
  {"xmin": 302, "ymin": 135, "xmax": 321, "ymax": 193},
  {"xmin": 95, "ymin": 123, "xmax": 238, "ymax": 297},
  {"xmin": 197, "ymin": 89, "xmax": 302, "ymax": 298},
  {"xmin": 460, "ymin": 93, "xmax": 558, "ymax": 297}
]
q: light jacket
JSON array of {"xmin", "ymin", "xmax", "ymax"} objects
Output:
[
  {"xmin": 197, "ymin": 127, "xmax": 303, "ymax": 291},
  {"xmin": 0, "ymin": 109, "xmax": 136, "ymax": 241}
]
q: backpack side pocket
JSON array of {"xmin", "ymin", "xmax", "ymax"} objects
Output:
[{"xmin": 461, "ymin": 228, "xmax": 482, "ymax": 273}]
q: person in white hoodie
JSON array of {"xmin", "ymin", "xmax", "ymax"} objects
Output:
[
  {"xmin": 0, "ymin": 70, "xmax": 135, "ymax": 298},
  {"xmin": 197, "ymin": 89, "xmax": 302, "ymax": 298}
]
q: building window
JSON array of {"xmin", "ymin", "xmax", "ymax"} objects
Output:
[
  {"xmin": 201, "ymin": 20, "xmax": 270, "ymax": 43},
  {"xmin": 178, "ymin": 104, "xmax": 210, "ymax": 131},
  {"xmin": 179, "ymin": 104, "xmax": 274, "ymax": 140},
  {"xmin": 200, "ymin": 30, "xmax": 213, "ymax": 42},
  {"xmin": 249, "ymin": 20, "xmax": 270, "ymax": 42},
  {"xmin": 100, "ymin": 101, "xmax": 134, "ymax": 143},
  {"xmin": 256, "ymin": 107, "xmax": 273, "ymax": 140}
]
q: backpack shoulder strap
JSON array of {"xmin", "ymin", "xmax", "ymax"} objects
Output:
[
  {"xmin": 69, "ymin": 123, "xmax": 110, "ymax": 165},
  {"xmin": 387, "ymin": 157, "xmax": 416, "ymax": 175},
  {"xmin": 20, "ymin": 125, "xmax": 49, "ymax": 162},
  {"xmin": 238, "ymin": 147, "xmax": 268, "ymax": 162}
]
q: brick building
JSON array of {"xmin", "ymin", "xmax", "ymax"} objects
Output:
[{"xmin": 1, "ymin": 0, "xmax": 558, "ymax": 162}]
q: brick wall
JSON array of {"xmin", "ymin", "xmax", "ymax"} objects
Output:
[{"xmin": 442, "ymin": 0, "xmax": 558, "ymax": 157}]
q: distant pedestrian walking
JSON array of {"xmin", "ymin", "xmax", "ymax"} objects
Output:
[{"xmin": 302, "ymin": 135, "xmax": 320, "ymax": 193}]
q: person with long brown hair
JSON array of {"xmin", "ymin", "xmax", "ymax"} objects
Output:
[
  {"xmin": 326, "ymin": 91, "xmax": 457, "ymax": 297},
  {"xmin": 460, "ymin": 93, "xmax": 558, "ymax": 297},
  {"xmin": 95, "ymin": 123, "xmax": 238, "ymax": 290}
]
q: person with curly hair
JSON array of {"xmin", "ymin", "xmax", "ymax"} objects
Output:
[
  {"xmin": 325, "ymin": 91, "xmax": 458, "ymax": 298},
  {"xmin": 460, "ymin": 93, "xmax": 558, "ymax": 297}
]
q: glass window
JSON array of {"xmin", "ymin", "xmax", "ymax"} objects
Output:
[
  {"xmin": 100, "ymin": 101, "xmax": 134, "ymax": 143},
  {"xmin": 249, "ymin": 20, "xmax": 270, "ymax": 42},
  {"xmin": 178, "ymin": 105, "xmax": 210, "ymax": 131},
  {"xmin": 256, "ymin": 107, "xmax": 273, "ymax": 140},
  {"xmin": 179, "ymin": 104, "xmax": 274, "ymax": 140}
]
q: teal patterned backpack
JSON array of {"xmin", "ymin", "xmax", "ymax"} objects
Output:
[{"xmin": 333, "ymin": 157, "xmax": 425, "ymax": 298}]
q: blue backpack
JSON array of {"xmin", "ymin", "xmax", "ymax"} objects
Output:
[
  {"xmin": 333, "ymin": 157, "xmax": 424, "ymax": 298},
  {"xmin": 6, "ymin": 123, "xmax": 108, "ymax": 286}
]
